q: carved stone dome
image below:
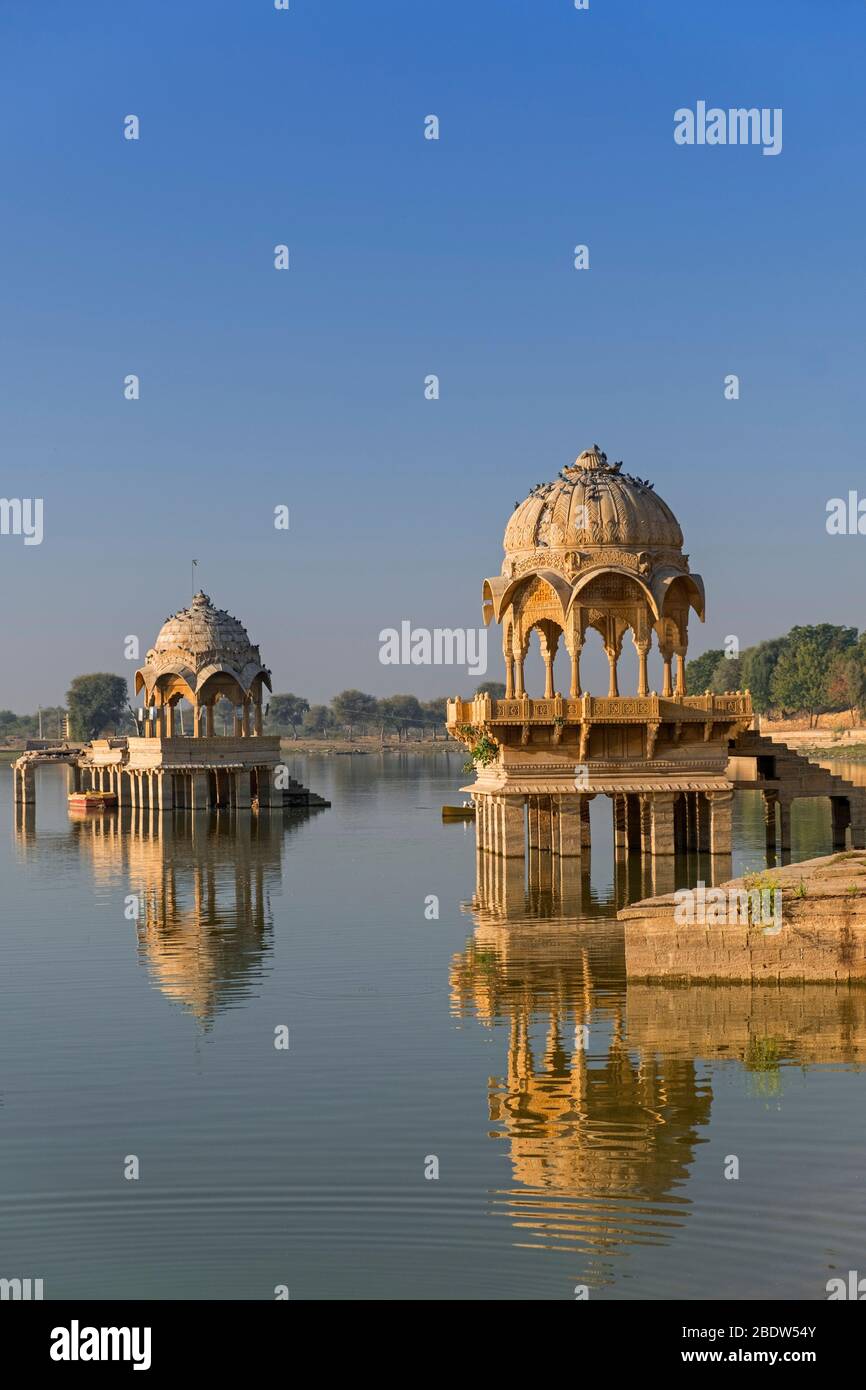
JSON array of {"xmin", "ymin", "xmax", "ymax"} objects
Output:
[
  {"xmin": 135, "ymin": 591, "xmax": 271, "ymax": 702},
  {"xmin": 503, "ymin": 445, "xmax": 684, "ymax": 560},
  {"xmin": 151, "ymin": 592, "xmax": 256, "ymax": 663}
]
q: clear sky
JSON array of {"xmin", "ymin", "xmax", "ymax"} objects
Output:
[{"xmin": 1, "ymin": 0, "xmax": 864, "ymax": 709}]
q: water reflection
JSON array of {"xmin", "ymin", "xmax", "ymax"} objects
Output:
[
  {"xmin": 16, "ymin": 805, "xmax": 316, "ymax": 1026},
  {"xmin": 455, "ymin": 848, "xmax": 866, "ymax": 1286}
]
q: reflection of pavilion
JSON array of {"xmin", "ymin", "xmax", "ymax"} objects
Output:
[
  {"xmin": 455, "ymin": 857, "xmax": 711, "ymax": 1280},
  {"xmin": 457, "ymin": 853, "xmax": 866, "ymax": 1284},
  {"xmin": 52, "ymin": 806, "xmax": 311, "ymax": 1026}
]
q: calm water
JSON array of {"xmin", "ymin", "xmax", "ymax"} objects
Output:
[{"xmin": 2, "ymin": 754, "xmax": 865, "ymax": 1301}]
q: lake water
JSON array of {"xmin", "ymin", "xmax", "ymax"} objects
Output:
[{"xmin": 2, "ymin": 753, "xmax": 865, "ymax": 1301}]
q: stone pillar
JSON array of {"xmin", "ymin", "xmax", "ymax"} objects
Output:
[
  {"xmin": 651, "ymin": 792, "xmax": 676, "ymax": 856},
  {"xmin": 674, "ymin": 647, "xmax": 687, "ymax": 697},
  {"xmin": 514, "ymin": 648, "xmax": 526, "ymax": 698},
  {"xmin": 235, "ymin": 770, "xmax": 252, "ymax": 809},
  {"xmin": 254, "ymin": 700, "xmax": 263, "ymax": 736},
  {"xmin": 626, "ymin": 793, "xmax": 642, "ymax": 852},
  {"xmin": 778, "ymin": 796, "xmax": 792, "ymax": 852},
  {"xmin": 66, "ymin": 764, "xmax": 78, "ymax": 795},
  {"xmin": 118, "ymin": 769, "xmax": 131, "ymax": 806},
  {"xmin": 709, "ymin": 790, "xmax": 734, "ymax": 856},
  {"xmin": 557, "ymin": 797, "xmax": 581, "ymax": 857},
  {"xmin": 613, "ymin": 793, "xmax": 627, "ymax": 853},
  {"xmin": 568, "ymin": 641, "xmax": 582, "ymax": 699},
  {"xmin": 763, "ymin": 792, "xmax": 778, "ymax": 854},
  {"xmin": 15, "ymin": 765, "xmax": 36, "ymax": 804},
  {"xmin": 685, "ymin": 791, "xmax": 698, "ymax": 852},
  {"xmin": 164, "ymin": 703, "xmax": 173, "ymax": 738},
  {"xmin": 537, "ymin": 797, "xmax": 553, "ymax": 853},
  {"xmin": 501, "ymin": 797, "xmax": 525, "ymax": 859},
  {"xmin": 257, "ymin": 767, "xmax": 271, "ymax": 808},
  {"xmin": 634, "ymin": 640, "xmax": 650, "ymax": 698},
  {"xmin": 206, "ymin": 703, "xmax": 215, "ymax": 737},
  {"xmin": 661, "ymin": 651, "xmax": 673, "ymax": 698},
  {"xmin": 526, "ymin": 797, "xmax": 537, "ymax": 854},
  {"xmin": 674, "ymin": 793, "xmax": 688, "ymax": 853},
  {"xmin": 639, "ymin": 794, "xmax": 652, "ymax": 855},
  {"xmin": 605, "ymin": 646, "xmax": 619, "ymax": 698},
  {"xmin": 831, "ymin": 797, "xmax": 851, "ymax": 851},
  {"xmin": 157, "ymin": 772, "xmax": 174, "ymax": 813},
  {"xmin": 696, "ymin": 792, "xmax": 711, "ymax": 852},
  {"xmin": 580, "ymin": 796, "xmax": 592, "ymax": 849},
  {"xmin": 191, "ymin": 771, "xmax": 210, "ymax": 812},
  {"xmin": 504, "ymin": 651, "xmax": 514, "ymax": 699}
]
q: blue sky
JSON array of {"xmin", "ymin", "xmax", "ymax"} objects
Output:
[{"xmin": 1, "ymin": 0, "xmax": 865, "ymax": 708}]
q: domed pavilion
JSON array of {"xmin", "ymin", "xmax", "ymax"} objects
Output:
[
  {"xmin": 447, "ymin": 446, "xmax": 753, "ymax": 874},
  {"xmin": 135, "ymin": 591, "xmax": 271, "ymax": 739}
]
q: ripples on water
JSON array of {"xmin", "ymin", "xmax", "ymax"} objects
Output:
[{"xmin": 1, "ymin": 755, "xmax": 865, "ymax": 1300}]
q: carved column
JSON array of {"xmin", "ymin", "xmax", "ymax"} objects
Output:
[
  {"xmin": 191, "ymin": 771, "xmax": 210, "ymax": 812},
  {"xmin": 660, "ymin": 649, "xmax": 673, "ymax": 699},
  {"xmin": 674, "ymin": 646, "xmax": 687, "ymax": 697},
  {"xmin": 634, "ymin": 639, "xmax": 650, "ymax": 698},
  {"xmin": 613, "ymin": 793, "xmax": 627, "ymax": 852},
  {"xmin": 605, "ymin": 645, "xmax": 620, "ymax": 698},
  {"xmin": 503, "ymin": 629, "xmax": 515, "ymax": 700},
  {"xmin": 580, "ymin": 795, "xmax": 592, "ymax": 849},
  {"xmin": 537, "ymin": 795, "xmax": 553, "ymax": 852}
]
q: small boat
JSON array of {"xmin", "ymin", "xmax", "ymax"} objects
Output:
[
  {"xmin": 68, "ymin": 791, "xmax": 118, "ymax": 811},
  {"xmin": 442, "ymin": 802, "xmax": 476, "ymax": 821}
]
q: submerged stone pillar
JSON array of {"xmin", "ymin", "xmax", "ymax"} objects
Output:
[
  {"xmin": 613, "ymin": 793, "xmax": 627, "ymax": 853},
  {"xmin": 626, "ymin": 794, "xmax": 642, "ymax": 852},
  {"xmin": 15, "ymin": 765, "xmax": 35, "ymax": 804},
  {"xmin": 639, "ymin": 794, "xmax": 652, "ymax": 855},
  {"xmin": 118, "ymin": 769, "xmax": 131, "ymax": 806},
  {"xmin": 257, "ymin": 767, "xmax": 271, "ymax": 808},
  {"xmin": 191, "ymin": 771, "xmax": 210, "ymax": 812},
  {"xmin": 67, "ymin": 764, "xmax": 81, "ymax": 795},
  {"xmin": 235, "ymin": 771, "xmax": 252, "ymax": 810},
  {"xmin": 763, "ymin": 791, "xmax": 778, "ymax": 854},
  {"xmin": 778, "ymin": 796, "xmax": 792, "ymax": 852},
  {"xmin": 157, "ymin": 772, "xmax": 174, "ymax": 813},
  {"xmin": 831, "ymin": 796, "xmax": 851, "ymax": 851},
  {"xmin": 537, "ymin": 797, "xmax": 553, "ymax": 853},
  {"xmin": 557, "ymin": 797, "xmax": 581, "ymax": 857},
  {"xmin": 696, "ymin": 792, "xmax": 711, "ymax": 853},
  {"xmin": 580, "ymin": 796, "xmax": 592, "ymax": 849},
  {"xmin": 500, "ymin": 797, "xmax": 525, "ymax": 859},
  {"xmin": 651, "ymin": 792, "xmax": 677, "ymax": 856},
  {"xmin": 708, "ymin": 790, "xmax": 734, "ymax": 856}
]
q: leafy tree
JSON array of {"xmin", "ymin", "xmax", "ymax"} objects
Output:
[
  {"xmin": 475, "ymin": 681, "xmax": 506, "ymax": 699},
  {"xmin": 330, "ymin": 689, "xmax": 379, "ymax": 738},
  {"xmin": 421, "ymin": 697, "xmax": 449, "ymax": 740},
  {"xmin": 67, "ymin": 674, "xmax": 129, "ymax": 740},
  {"xmin": 302, "ymin": 704, "xmax": 336, "ymax": 738},
  {"xmin": 684, "ymin": 648, "xmax": 725, "ymax": 694},
  {"xmin": 709, "ymin": 653, "xmax": 742, "ymax": 694},
  {"xmin": 379, "ymin": 694, "xmax": 423, "ymax": 742},
  {"xmin": 740, "ymin": 638, "xmax": 787, "ymax": 713},
  {"xmin": 266, "ymin": 693, "xmax": 309, "ymax": 738},
  {"xmin": 770, "ymin": 638, "xmax": 829, "ymax": 726},
  {"xmin": 826, "ymin": 650, "xmax": 866, "ymax": 725}
]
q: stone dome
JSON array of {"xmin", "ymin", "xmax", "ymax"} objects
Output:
[
  {"xmin": 152, "ymin": 592, "xmax": 255, "ymax": 661},
  {"xmin": 135, "ymin": 592, "xmax": 271, "ymax": 701},
  {"xmin": 503, "ymin": 445, "xmax": 684, "ymax": 560}
]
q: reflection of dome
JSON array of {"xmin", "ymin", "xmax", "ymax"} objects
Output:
[
  {"xmin": 503, "ymin": 446, "xmax": 683, "ymax": 558},
  {"xmin": 134, "ymin": 591, "xmax": 271, "ymax": 705}
]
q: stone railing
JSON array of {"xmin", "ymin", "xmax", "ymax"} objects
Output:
[{"xmin": 446, "ymin": 691, "xmax": 752, "ymax": 729}]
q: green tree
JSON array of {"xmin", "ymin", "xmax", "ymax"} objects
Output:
[
  {"xmin": 302, "ymin": 704, "xmax": 336, "ymax": 738},
  {"xmin": 330, "ymin": 689, "xmax": 379, "ymax": 739},
  {"xmin": 826, "ymin": 649, "xmax": 866, "ymax": 725},
  {"xmin": 66, "ymin": 674, "xmax": 129, "ymax": 740},
  {"xmin": 266, "ymin": 693, "xmax": 310, "ymax": 738},
  {"xmin": 379, "ymin": 694, "xmax": 424, "ymax": 742},
  {"xmin": 770, "ymin": 638, "xmax": 829, "ymax": 726},
  {"xmin": 740, "ymin": 638, "xmax": 787, "ymax": 713},
  {"xmin": 421, "ymin": 696, "xmax": 449, "ymax": 740},
  {"xmin": 475, "ymin": 681, "xmax": 506, "ymax": 699},
  {"xmin": 709, "ymin": 653, "xmax": 742, "ymax": 694},
  {"xmin": 684, "ymin": 648, "xmax": 725, "ymax": 694}
]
